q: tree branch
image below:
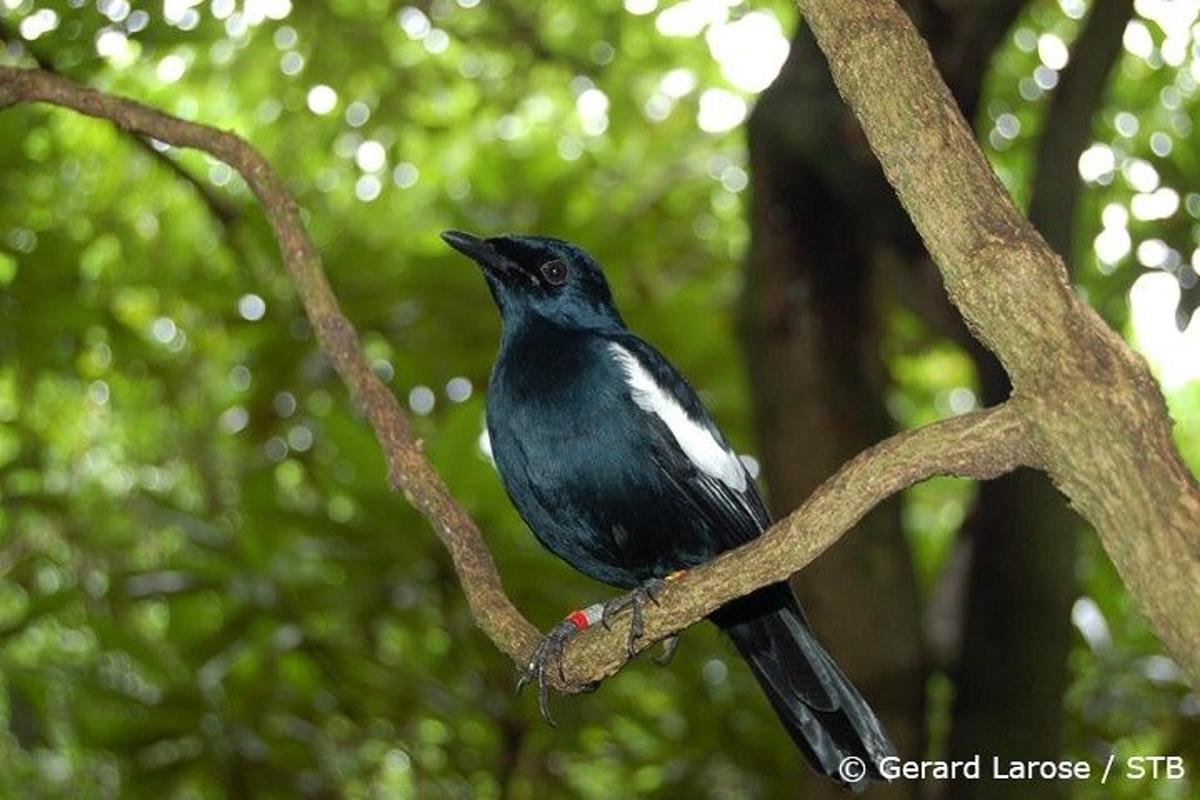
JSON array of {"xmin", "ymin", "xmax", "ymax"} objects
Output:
[
  {"xmin": 0, "ymin": 65, "xmax": 1040, "ymax": 694},
  {"xmin": 0, "ymin": 22, "xmax": 240, "ymax": 231},
  {"xmin": 797, "ymin": 0, "xmax": 1200, "ymax": 683},
  {"xmin": 555, "ymin": 401, "xmax": 1033, "ymax": 685},
  {"xmin": 0, "ymin": 65, "xmax": 540, "ymax": 666},
  {"xmin": 944, "ymin": 0, "xmax": 1135, "ymax": 781}
]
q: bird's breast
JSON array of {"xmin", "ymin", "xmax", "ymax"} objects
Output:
[
  {"xmin": 486, "ymin": 331, "xmax": 632, "ymax": 485},
  {"xmin": 488, "ymin": 362, "xmax": 616, "ymax": 446}
]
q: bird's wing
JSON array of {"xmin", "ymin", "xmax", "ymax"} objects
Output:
[{"xmin": 604, "ymin": 334, "xmax": 771, "ymax": 551}]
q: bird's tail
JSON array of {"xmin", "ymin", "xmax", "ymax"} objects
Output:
[{"xmin": 712, "ymin": 584, "xmax": 896, "ymax": 790}]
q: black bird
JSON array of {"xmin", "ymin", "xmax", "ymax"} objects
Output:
[{"xmin": 442, "ymin": 230, "xmax": 895, "ymax": 787}]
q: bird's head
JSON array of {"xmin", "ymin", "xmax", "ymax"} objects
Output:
[{"xmin": 441, "ymin": 231, "xmax": 624, "ymax": 333}]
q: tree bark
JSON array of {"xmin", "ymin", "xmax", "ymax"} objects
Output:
[{"xmin": 795, "ymin": 0, "xmax": 1200, "ymax": 685}]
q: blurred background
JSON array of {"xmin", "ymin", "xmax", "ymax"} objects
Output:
[{"xmin": 1, "ymin": 0, "xmax": 1198, "ymax": 798}]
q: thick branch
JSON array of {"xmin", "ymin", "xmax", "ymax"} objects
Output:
[
  {"xmin": 0, "ymin": 65, "xmax": 1040, "ymax": 694},
  {"xmin": 946, "ymin": 4, "xmax": 1132, "ymax": 783},
  {"xmin": 797, "ymin": 0, "xmax": 1200, "ymax": 681}
]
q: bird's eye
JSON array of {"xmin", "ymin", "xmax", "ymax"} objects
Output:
[{"xmin": 539, "ymin": 259, "xmax": 569, "ymax": 286}]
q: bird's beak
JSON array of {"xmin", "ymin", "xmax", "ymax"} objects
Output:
[{"xmin": 441, "ymin": 230, "xmax": 515, "ymax": 279}]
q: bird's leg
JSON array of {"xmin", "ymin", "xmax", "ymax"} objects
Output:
[
  {"xmin": 601, "ymin": 579, "xmax": 662, "ymax": 656},
  {"xmin": 519, "ymin": 570, "xmax": 688, "ymax": 723},
  {"xmin": 601, "ymin": 569, "xmax": 687, "ymax": 657},
  {"xmin": 516, "ymin": 603, "xmax": 605, "ymax": 724}
]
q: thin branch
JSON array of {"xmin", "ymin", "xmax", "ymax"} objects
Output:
[
  {"xmin": 0, "ymin": 22, "xmax": 240, "ymax": 230},
  {"xmin": 0, "ymin": 66, "xmax": 1037, "ymax": 693},
  {"xmin": 552, "ymin": 401, "xmax": 1033, "ymax": 685},
  {"xmin": 0, "ymin": 65, "xmax": 540, "ymax": 665}
]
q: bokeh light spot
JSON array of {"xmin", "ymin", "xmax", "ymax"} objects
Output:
[
  {"xmin": 446, "ymin": 377, "xmax": 473, "ymax": 403},
  {"xmin": 1078, "ymin": 144, "xmax": 1115, "ymax": 183},
  {"xmin": 306, "ymin": 84, "xmax": 338, "ymax": 115},
  {"xmin": 697, "ymin": 88, "xmax": 746, "ymax": 133},
  {"xmin": 576, "ymin": 88, "xmax": 610, "ymax": 136},
  {"xmin": 280, "ymin": 51, "xmax": 305, "ymax": 76},
  {"xmin": 19, "ymin": 8, "xmax": 58, "ymax": 40},
  {"xmin": 408, "ymin": 386, "xmax": 436, "ymax": 415},
  {"xmin": 156, "ymin": 54, "xmax": 187, "ymax": 84},
  {"xmin": 392, "ymin": 162, "xmax": 420, "ymax": 188},
  {"xmin": 238, "ymin": 293, "xmax": 267, "ymax": 321},
  {"xmin": 355, "ymin": 175, "xmax": 382, "ymax": 202},
  {"xmin": 706, "ymin": 11, "xmax": 788, "ymax": 93},
  {"xmin": 355, "ymin": 140, "xmax": 387, "ymax": 173},
  {"xmin": 345, "ymin": 101, "xmax": 371, "ymax": 128},
  {"xmin": 1037, "ymin": 33, "xmax": 1069, "ymax": 70}
]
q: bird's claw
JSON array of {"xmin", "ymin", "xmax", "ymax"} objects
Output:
[
  {"xmin": 601, "ymin": 578, "xmax": 665, "ymax": 657},
  {"xmin": 518, "ymin": 575, "xmax": 682, "ymax": 723},
  {"xmin": 653, "ymin": 634, "xmax": 681, "ymax": 666},
  {"xmin": 516, "ymin": 619, "xmax": 579, "ymax": 725}
]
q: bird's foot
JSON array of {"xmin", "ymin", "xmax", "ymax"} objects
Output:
[
  {"xmin": 516, "ymin": 603, "xmax": 605, "ymax": 724},
  {"xmin": 517, "ymin": 571, "xmax": 688, "ymax": 723},
  {"xmin": 601, "ymin": 579, "xmax": 661, "ymax": 656},
  {"xmin": 602, "ymin": 570, "xmax": 686, "ymax": 657}
]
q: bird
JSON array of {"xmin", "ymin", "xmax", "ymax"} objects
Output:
[{"xmin": 442, "ymin": 230, "xmax": 896, "ymax": 788}]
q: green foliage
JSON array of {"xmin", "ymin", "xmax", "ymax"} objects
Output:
[
  {"xmin": 0, "ymin": 0, "xmax": 1197, "ymax": 798},
  {"xmin": 980, "ymin": 0, "xmax": 1200, "ymax": 325}
]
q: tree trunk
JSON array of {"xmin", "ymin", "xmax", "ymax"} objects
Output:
[{"xmin": 796, "ymin": 0, "xmax": 1200, "ymax": 687}]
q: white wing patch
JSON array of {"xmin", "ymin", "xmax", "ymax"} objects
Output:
[{"xmin": 608, "ymin": 343, "xmax": 747, "ymax": 492}]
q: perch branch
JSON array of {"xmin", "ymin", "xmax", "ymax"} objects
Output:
[{"xmin": 552, "ymin": 401, "xmax": 1033, "ymax": 685}]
